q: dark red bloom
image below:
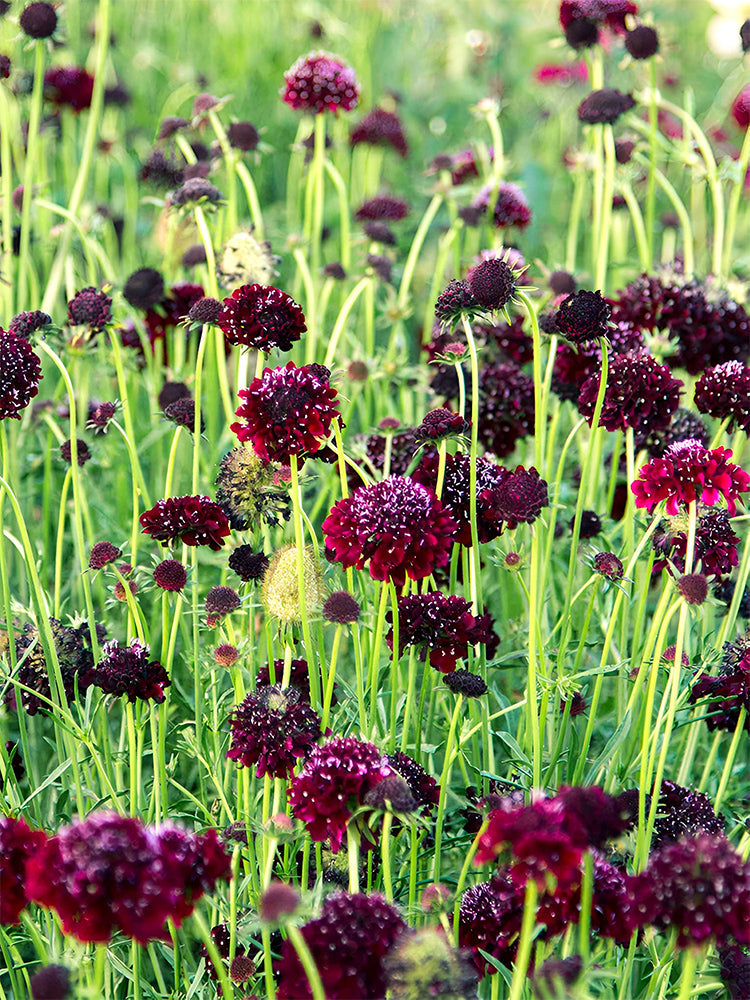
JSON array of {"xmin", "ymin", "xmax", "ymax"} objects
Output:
[
  {"xmin": 689, "ymin": 656, "xmax": 750, "ymax": 734},
  {"xmin": 67, "ymin": 287, "xmax": 112, "ymax": 330},
  {"xmin": 625, "ymin": 24, "xmax": 659, "ymax": 58},
  {"xmin": 0, "ymin": 816, "xmax": 47, "ymax": 925},
  {"xmin": 386, "ymin": 591, "xmax": 498, "ymax": 673},
  {"xmin": 732, "ymin": 85, "xmax": 750, "ymax": 130},
  {"xmin": 88, "ymin": 541, "xmax": 121, "ymax": 570},
  {"xmin": 694, "ymin": 361, "xmax": 750, "ymax": 434},
  {"xmin": 415, "ymin": 407, "xmax": 469, "ymax": 443},
  {"xmin": 218, "ymin": 284, "xmax": 307, "ymax": 353},
  {"xmin": 552, "ymin": 319, "xmax": 644, "ymax": 401},
  {"xmin": 355, "ymin": 196, "xmax": 408, "ymax": 221},
  {"xmin": 139, "ymin": 494, "xmax": 231, "ymax": 550},
  {"xmin": 652, "ymin": 780, "xmax": 725, "ymax": 848},
  {"xmin": 631, "ymin": 441, "xmax": 750, "ymax": 517},
  {"xmin": 590, "ymin": 855, "xmax": 640, "ymax": 944},
  {"xmin": 44, "ymin": 66, "xmax": 94, "ymax": 112},
  {"xmin": 227, "ymin": 121, "xmax": 259, "ymax": 151},
  {"xmin": 559, "ymin": 0, "xmax": 637, "ymax": 32},
  {"xmin": 8, "ymin": 619, "xmax": 101, "ymax": 715},
  {"xmin": 553, "ymin": 289, "xmax": 611, "ymax": 345},
  {"xmin": 478, "ymin": 362, "xmax": 535, "ymax": 457},
  {"xmin": 489, "ymin": 181, "xmax": 532, "ymax": 230},
  {"xmin": 164, "ymin": 397, "xmax": 204, "ymax": 434},
  {"xmin": 25, "ymin": 812, "xmax": 231, "ymax": 944},
  {"xmin": 143, "ymin": 282, "xmax": 205, "ymax": 352},
  {"xmin": 228, "ymin": 545, "xmax": 270, "ymax": 582},
  {"xmin": 323, "ymin": 475, "xmax": 456, "ymax": 587},
  {"xmin": 653, "ymin": 506, "xmax": 740, "ymax": 580},
  {"xmin": 227, "ymin": 685, "xmax": 321, "ymax": 779},
  {"xmin": 480, "ymin": 465, "xmax": 549, "ymax": 529},
  {"xmin": 630, "ymin": 834, "xmax": 750, "ymax": 948},
  {"xmin": 0, "ymin": 331, "xmax": 43, "ymax": 419},
  {"xmin": 19, "ymin": 2, "xmax": 57, "ymax": 38},
  {"xmin": 123, "ymin": 268, "xmax": 164, "ymax": 310},
  {"xmin": 458, "ymin": 875, "xmax": 525, "ymax": 975},
  {"xmin": 385, "ymin": 751, "xmax": 440, "ymax": 818},
  {"xmin": 434, "ymin": 279, "xmax": 480, "ymax": 326},
  {"xmin": 594, "ymin": 551, "xmax": 624, "ymax": 580},
  {"xmin": 153, "ymin": 558, "xmax": 188, "ymax": 592},
  {"xmin": 720, "ymin": 946, "xmax": 750, "ymax": 1000},
  {"xmin": 60, "ymin": 438, "xmax": 91, "ymax": 466},
  {"xmin": 275, "ymin": 892, "xmax": 406, "ymax": 999},
  {"xmin": 289, "ymin": 736, "xmax": 394, "ymax": 852},
  {"xmin": 281, "ymin": 51, "xmax": 359, "ymax": 114},
  {"xmin": 205, "ymin": 585, "xmax": 241, "ymax": 627},
  {"xmin": 444, "ymin": 669, "xmax": 488, "ymax": 697},
  {"xmin": 556, "ymin": 785, "xmax": 636, "ymax": 850},
  {"xmin": 467, "ymin": 257, "xmax": 517, "ymax": 311},
  {"xmin": 232, "ymin": 362, "xmax": 342, "ymax": 463},
  {"xmin": 90, "ymin": 639, "xmax": 169, "ymax": 703},
  {"xmin": 647, "ymin": 407, "xmax": 709, "ymax": 457},
  {"xmin": 8, "ymin": 310, "xmax": 51, "ymax": 338},
  {"xmin": 86, "ymin": 400, "xmax": 119, "ymax": 433},
  {"xmin": 29, "ymin": 965, "xmax": 71, "ymax": 1000},
  {"xmin": 171, "ymin": 178, "xmax": 224, "ymax": 207},
  {"xmin": 350, "ymin": 107, "xmax": 408, "ymax": 157},
  {"xmin": 322, "ymin": 589, "xmax": 361, "ymax": 624},
  {"xmin": 255, "ymin": 657, "xmax": 331, "ymax": 706},
  {"xmin": 577, "ymin": 350, "xmax": 683, "ymax": 446},
  {"xmin": 578, "ymin": 88, "xmax": 636, "ymax": 124}
]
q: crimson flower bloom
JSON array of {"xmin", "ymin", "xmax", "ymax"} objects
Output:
[
  {"xmin": 25, "ymin": 812, "xmax": 231, "ymax": 944},
  {"xmin": 731, "ymin": 85, "xmax": 750, "ymax": 130},
  {"xmin": 90, "ymin": 639, "xmax": 170, "ymax": 703},
  {"xmin": 323, "ymin": 475, "xmax": 456, "ymax": 587},
  {"xmin": 694, "ymin": 361, "xmax": 750, "ymax": 434},
  {"xmin": 387, "ymin": 592, "xmax": 498, "ymax": 672},
  {"xmin": 227, "ymin": 685, "xmax": 322, "ymax": 778},
  {"xmin": 0, "ymin": 331, "xmax": 43, "ymax": 419},
  {"xmin": 350, "ymin": 107, "xmax": 408, "ymax": 156},
  {"xmin": 281, "ymin": 51, "xmax": 359, "ymax": 114},
  {"xmin": 232, "ymin": 362, "xmax": 342, "ymax": 463},
  {"xmin": 459, "ymin": 875, "xmax": 525, "ymax": 975},
  {"xmin": 631, "ymin": 441, "xmax": 750, "ymax": 516},
  {"xmin": 218, "ymin": 284, "xmax": 307, "ymax": 353},
  {"xmin": 44, "ymin": 66, "xmax": 94, "ymax": 112},
  {"xmin": 0, "ymin": 816, "xmax": 47, "ymax": 925},
  {"xmin": 289, "ymin": 736, "xmax": 394, "ymax": 852},
  {"xmin": 139, "ymin": 495, "xmax": 231, "ymax": 550}
]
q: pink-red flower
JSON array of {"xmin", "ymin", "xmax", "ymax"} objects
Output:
[
  {"xmin": 0, "ymin": 331, "xmax": 43, "ymax": 419},
  {"xmin": 0, "ymin": 816, "xmax": 47, "ymax": 925},
  {"xmin": 631, "ymin": 441, "xmax": 750, "ymax": 516},
  {"xmin": 281, "ymin": 51, "xmax": 359, "ymax": 115},
  {"xmin": 386, "ymin": 592, "xmax": 498, "ymax": 672},
  {"xmin": 140, "ymin": 495, "xmax": 231, "ymax": 550},
  {"xmin": 218, "ymin": 284, "xmax": 307, "ymax": 353},
  {"xmin": 227, "ymin": 685, "xmax": 322, "ymax": 778}
]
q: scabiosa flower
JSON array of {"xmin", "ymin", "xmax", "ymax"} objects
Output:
[
  {"xmin": 553, "ymin": 288, "xmax": 611, "ymax": 344},
  {"xmin": 631, "ymin": 441, "xmax": 750, "ymax": 517},
  {"xmin": 19, "ymin": 2, "xmax": 57, "ymax": 38},
  {"xmin": 0, "ymin": 331, "xmax": 43, "ymax": 419},
  {"xmin": 689, "ymin": 659, "xmax": 750, "ymax": 734},
  {"xmin": 123, "ymin": 267, "xmax": 164, "ymax": 310},
  {"xmin": 458, "ymin": 875, "xmax": 526, "ymax": 975},
  {"xmin": 275, "ymin": 891, "xmax": 406, "ymax": 1000},
  {"xmin": 578, "ymin": 88, "xmax": 636, "ymax": 124},
  {"xmin": 228, "ymin": 544, "xmax": 269, "ymax": 583},
  {"xmin": 139, "ymin": 495, "xmax": 231, "ymax": 550},
  {"xmin": 732, "ymin": 85, "xmax": 750, "ymax": 130},
  {"xmin": 721, "ymin": 946, "xmax": 750, "ymax": 1000},
  {"xmin": 655, "ymin": 506, "xmax": 740, "ymax": 580},
  {"xmin": 282, "ymin": 51, "xmax": 359, "ymax": 115},
  {"xmin": 289, "ymin": 736, "xmax": 395, "ymax": 852},
  {"xmin": 232, "ymin": 361, "xmax": 342, "ymax": 463},
  {"xmin": 164, "ymin": 397, "xmax": 204, "ymax": 435},
  {"xmin": 323, "ymin": 476, "xmax": 456, "ymax": 587},
  {"xmin": 386, "ymin": 592, "xmax": 498, "ymax": 673},
  {"xmin": 44, "ymin": 66, "xmax": 94, "ymax": 113},
  {"xmin": 227, "ymin": 685, "xmax": 322, "ymax": 779},
  {"xmin": 625, "ymin": 24, "xmax": 659, "ymax": 58},
  {"xmin": 213, "ymin": 644, "xmax": 239, "ymax": 667},
  {"xmin": 412, "ymin": 451, "xmax": 507, "ymax": 546},
  {"xmin": 67, "ymin": 286, "xmax": 112, "ymax": 330},
  {"xmin": 8, "ymin": 618, "xmax": 102, "ymax": 715},
  {"xmin": 434, "ymin": 279, "xmax": 480, "ymax": 326},
  {"xmin": 60, "ymin": 438, "xmax": 91, "ymax": 466},
  {"xmin": 8, "ymin": 310, "xmax": 52, "ymax": 338},
  {"xmin": 153, "ymin": 558, "xmax": 188, "ymax": 592},
  {"xmin": 648, "ymin": 407, "xmax": 709, "ymax": 457},
  {"xmin": 355, "ymin": 196, "xmax": 409, "ymax": 221},
  {"xmin": 171, "ymin": 178, "xmax": 224, "ymax": 208},
  {"xmin": 652, "ymin": 780, "xmax": 725, "ymax": 848},
  {"xmin": 594, "ymin": 551, "xmax": 624, "ymax": 580},
  {"xmin": 205, "ymin": 585, "xmax": 241, "ymax": 627},
  {"xmin": 90, "ymin": 639, "xmax": 170, "ymax": 703},
  {"xmin": 444, "ymin": 669, "xmax": 488, "ymax": 697},
  {"xmin": 630, "ymin": 834, "xmax": 750, "ymax": 949},
  {"xmin": 0, "ymin": 816, "xmax": 47, "ymax": 925},
  {"xmin": 385, "ymin": 751, "xmax": 440, "ymax": 818},
  {"xmin": 218, "ymin": 284, "xmax": 306, "ymax": 353},
  {"xmin": 262, "ymin": 544, "xmax": 326, "ymax": 624},
  {"xmin": 489, "ymin": 181, "xmax": 532, "ymax": 230},
  {"xmin": 350, "ymin": 107, "xmax": 408, "ymax": 156},
  {"xmin": 25, "ymin": 812, "xmax": 231, "ymax": 944},
  {"xmin": 415, "ymin": 407, "xmax": 469, "ymax": 443},
  {"xmin": 29, "ymin": 965, "xmax": 71, "ymax": 1000},
  {"xmin": 86, "ymin": 400, "xmax": 119, "ymax": 433},
  {"xmin": 577, "ymin": 350, "xmax": 683, "ymax": 446},
  {"xmin": 478, "ymin": 362, "xmax": 536, "ymax": 458},
  {"xmin": 88, "ymin": 541, "xmax": 121, "ymax": 570},
  {"xmin": 323, "ymin": 589, "xmax": 361, "ymax": 624},
  {"xmin": 466, "ymin": 256, "xmax": 517, "ymax": 312},
  {"xmin": 481, "ymin": 465, "xmax": 549, "ymax": 529},
  {"xmin": 694, "ymin": 361, "xmax": 750, "ymax": 434}
]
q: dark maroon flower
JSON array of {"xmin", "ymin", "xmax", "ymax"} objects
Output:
[
  {"xmin": 153, "ymin": 558, "xmax": 187, "ymax": 592},
  {"xmin": 652, "ymin": 781, "xmax": 725, "ymax": 848},
  {"xmin": 444, "ymin": 669, "xmax": 488, "ymax": 697},
  {"xmin": 466, "ymin": 257, "xmax": 517, "ymax": 312},
  {"xmin": 139, "ymin": 495, "xmax": 231, "ymax": 550},
  {"xmin": 593, "ymin": 551, "xmax": 623, "ymax": 580},
  {"xmin": 255, "ymin": 657, "xmax": 331, "ymax": 706},
  {"xmin": 732, "ymin": 85, "xmax": 750, "ymax": 130},
  {"xmin": 232, "ymin": 361, "xmax": 342, "ymax": 463},
  {"xmin": 415, "ymin": 407, "xmax": 469, "ymax": 443},
  {"xmin": 554, "ymin": 289, "xmax": 611, "ymax": 345},
  {"xmin": 480, "ymin": 465, "xmax": 549, "ymax": 529},
  {"xmin": 323, "ymin": 475, "xmax": 456, "ymax": 587},
  {"xmin": 689, "ymin": 652, "xmax": 750, "ymax": 733},
  {"xmin": 564, "ymin": 17, "xmax": 600, "ymax": 48},
  {"xmin": 67, "ymin": 287, "xmax": 112, "ymax": 330},
  {"xmin": 143, "ymin": 282, "xmax": 205, "ymax": 353},
  {"xmin": 647, "ymin": 407, "xmax": 709, "ymax": 457},
  {"xmin": 228, "ymin": 685, "xmax": 321, "ymax": 779},
  {"xmin": 632, "ymin": 441, "xmax": 750, "ymax": 517},
  {"xmin": 578, "ymin": 88, "xmax": 636, "ymax": 124},
  {"xmin": 0, "ymin": 816, "xmax": 47, "ymax": 925},
  {"xmin": 552, "ymin": 319, "xmax": 644, "ymax": 401},
  {"xmin": 8, "ymin": 310, "xmax": 52, "ymax": 338},
  {"xmin": 19, "ymin": 2, "xmax": 57, "ymax": 38},
  {"xmin": 289, "ymin": 736, "xmax": 394, "ymax": 852},
  {"xmin": 355, "ymin": 196, "xmax": 408, "ymax": 221},
  {"xmin": 434, "ymin": 279, "xmax": 480, "ymax": 326},
  {"xmin": 721, "ymin": 946, "xmax": 750, "ymax": 1000},
  {"xmin": 90, "ymin": 639, "xmax": 169, "ymax": 703},
  {"xmin": 123, "ymin": 268, "xmax": 164, "ymax": 310},
  {"xmin": 630, "ymin": 834, "xmax": 750, "ymax": 948},
  {"xmin": 275, "ymin": 892, "xmax": 406, "ymax": 1000},
  {"xmin": 575, "ymin": 510, "xmax": 602, "ymax": 538},
  {"xmin": 282, "ymin": 51, "xmax": 359, "ymax": 114},
  {"xmin": 458, "ymin": 875, "xmax": 525, "ymax": 975},
  {"xmin": 140, "ymin": 149, "xmax": 184, "ymax": 189},
  {"xmin": 86, "ymin": 400, "xmax": 119, "ymax": 433},
  {"xmin": 60, "ymin": 439, "xmax": 91, "ymax": 466},
  {"xmin": 366, "ymin": 253, "xmax": 392, "ymax": 283},
  {"xmin": 88, "ymin": 541, "xmax": 121, "ymax": 570},
  {"xmin": 625, "ymin": 24, "xmax": 659, "ymax": 58},
  {"xmin": 259, "ymin": 881, "xmax": 300, "ymax": 923},
  {"xmin": 204, "ymin": 585, "xmax": 241, "ymax": 627},
  {"xmin": 386, "ymin": 591, "xmax": 498, "ymax": 673},
  {"xmin": 557, "ymin": 785, "xmax": 636, "ymax": 850},
  {"xmin": 478, "ymin": 362, "xmax": 535, "ymax": 457},
  {"xmin": 577, "ymin": 350, "xmax": 683, "ymax": 446},
  {"xmin": 322, "ymin": 589, "xmax": 360, "ymax": 624},
  {"xmin": 549, "ymin": 271, "xmax": 577, "ymax": 296},
  {"xmin": 218, "ymin": 284, "xmax": 306, "ymax": 353},
  {"xmin": 694, "ymin": 361, "xmax": 750, "ymax": 434},
  {"xmin": 559, "ymin": 0, "xmax": 638, "ymax": 33},
  {"xmin": 489, "ymin": 181, "xmax": 532, "ymax": 230},
  {"xmin": 171, "ymin": 178, "xmax": 224, "ymax": 207},
  {"xmin": 164, "ymin": 397, "xmax": 204, "ymax": 435},
  {"xmin": 187, "ymin": 296, "xmax": 222, "ymax": 326},
  {"xmin": 29, "ymin": 965, "xmax": 71, "ymax": 1000},
  {"xmin": 677, "ymin": 572, "xmax": 709, "ymax": 605},
  {"xmin": 350, "ymin": 107, "xmax": 408, "ymax": 157},
  {"xmin": 44, "ymin": 66, "xmax": 94, "ymax": 113},
  {"xmin": 411, "ymin": 451, "xmax": 508, "ymax": 546},
  {"xmin": 25, "ymin": 812, "xmax": 230, "ymax": 944},
  {"xmin": 363, "ymin": 773, "xmax": 418, "ymax": 813},
  {"xmin": 227, "ymin": 120, "xmax": 259, "ymax": 151},
  {"xmin": 590, "ymin": 855, "xmax": 640, "ymax": 944},
  {"xmin": 0, "ymin": 331, "xmax": 43, "ymax": 419},
  {"xmin": 8, "ymin": 618, "xmax": 101, "ymax": 715},
  {"xmin": 362, "ymin": 219, "xmax": 396, "ymax": 244},
  {"xmin": 228, "ymin": 545, "xmax": 269, "ymax": 583},
  {"xmin": 661, "ymin": 281, "xmax": 749, "ymax": 375},
  {"xmin": 385, "ymin": 751, "xmax": 440, "ymax": 818},
  {"xmin": 563, "ymin": 690, "xmax": 587, "ymax": 715}
]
